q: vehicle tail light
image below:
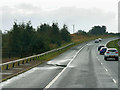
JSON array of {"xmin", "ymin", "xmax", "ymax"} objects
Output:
[
  {"xmin": 107, "ymin": 52, "xmax": 109, "ymax": 53},
  {"xmin": 116, "ymin": 52, "xmax": 118, "ymax": 54}
]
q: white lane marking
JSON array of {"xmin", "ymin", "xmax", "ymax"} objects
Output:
[
  {"xmin": 96, "ymin": 56, "xmax": 118, "ymax": 86},
  {"xmin": 96, "ymin": 57, "xmax": 99, "ymax": 61},
  {"xmin": 97, "ymin": 59, "xmax": 100, "ymax": 61},
  {"xmin": 44, "ymin": 44, "xmax": 87, "ymax": 89},
  {"xmin": 104, "ymin": 68, "xmax": 108, "ymax": 72},
  {"xmin": 112, "ymin": 79, "xmax": 117, "ymax": 84},
  {"xmin": 86, "ymin": 44, "xmax": 92, "ymax": 46}
]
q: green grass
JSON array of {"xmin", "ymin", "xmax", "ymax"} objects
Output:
[
  {"xmin": 38, "ymin": 35, "xmax": 114, "ymax": 62},
  {"xmin": 38, "ymin": 44, "xmax": 74, "ymax": 61},
  {"xmin": 106, "ymin": 39, "xmax": 120, "ymax": 56}
]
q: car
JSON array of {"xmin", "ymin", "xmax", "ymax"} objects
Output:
[
  {"xmin": 104, "ymin": 48, "xmax": 119, "ymax": 61},
  {"xmin": 98, "ymin": 38, "xmax": 102, "ymax": 41},
  {"xmin": 94, "ymin": 40, "xmax": 99, "ymax": 43},
  {"xmin": 100, "ymin": 47, "xmax": 107, "ymax": 55},
  {"xmin": 98, "ymin": 45, "xmax": 105, "ymax": 51}
]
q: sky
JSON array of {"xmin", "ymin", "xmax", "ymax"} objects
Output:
[{"xmin": 0, "ymin": 0, "xmax": 119, "ymax": 33}]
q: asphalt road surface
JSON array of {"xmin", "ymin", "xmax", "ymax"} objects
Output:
[{"xmin": 0, "ymin": 38, "xmax": 119, "ymax": 89}]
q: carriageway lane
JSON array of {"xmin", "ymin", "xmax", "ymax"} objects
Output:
[
  {"xmin": 46, "ymin": 38, "xmax": 118, "ymax": 88},
  {"xmin": 1, "ymin": 41, "xmax": 88, "ymax": 88},
  {"xmin": 1, "ymin": 38, "xmax": 118, "ymax": 89},
  {"xmin": 96, "ymin": 40, "xmax": 118, "ymax": 85}
]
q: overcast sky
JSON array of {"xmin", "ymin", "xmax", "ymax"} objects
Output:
[{"xmin": 0, "ymin": 0, "xmax": 119, "ymax": 33}]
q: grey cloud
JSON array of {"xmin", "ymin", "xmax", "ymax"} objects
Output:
[
  {"xmin": 2, "ymin": 3, "xmax": 43, "ymax": 15},
  {"xmin": 14, "ymin": 3, "xmax": 42, "ymax": 13},
  {"xmin": 1, "ymin": 5, "xmax": 117, "ymax": 33},
  {"xmin": 50, "ymin": 7, "xmax": 115, "ymax": 23}
]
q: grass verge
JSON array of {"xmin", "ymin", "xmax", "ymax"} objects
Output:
[{"xmin": 106, "ymin": 39, "xmax": 120, "ymax": 56}]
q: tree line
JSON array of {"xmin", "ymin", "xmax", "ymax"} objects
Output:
[
  {"xmin": 2, "ymin": 21, "xmax": 71, "ymax": 58},
  {"xmin": 2, "ymin": 22, "xmax": 111, "ymax": 59},
  {"xmin": 77, "ymin": 25, "xmax": 107, "ymax": 35}
]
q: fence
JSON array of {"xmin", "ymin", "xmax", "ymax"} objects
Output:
[{"xmin": 1, "ymin": 43, "xmax": 74, "ymax": 70}]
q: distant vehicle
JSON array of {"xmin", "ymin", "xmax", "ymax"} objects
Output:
[
  {"xmin": 100, "ymin": 47, "xmax": 107, "ymax": 55},
  {"xmin": 98, "ymin": 38, "xmax": 102, "ymax": 41},
  {"xmin": 94, "ymin": 40, "xmax": 99, "ymax": 43},
  {"xmin": 104, "ymin": 48, "xmax": 119, "ymax": 61},
  {"xmin": 98, "ymin": 45, "xmax": 105, "ymax": 51}
]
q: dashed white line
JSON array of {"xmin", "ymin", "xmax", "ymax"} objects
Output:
[
  {"xmin": 112, "ymin": 79, "xmax": 117, "ymax": 84},
  {"xmin": 96, "ymin": 57, "xmax": 100, "ymax": 61},
  {"xmin": 104, "ymin": 67, "xmax": 108, "ymax": 72},
  {"xmin": 96, "ymin": 56, "xmax": 118, "ymax": 86},
  {"xmin": 44, "ymin": 44, "xmax": 87, "ymax": 89}
]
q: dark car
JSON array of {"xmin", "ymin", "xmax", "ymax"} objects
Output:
[
  {"xmin": 100, "ymin": 47, "xmax": 107, "ymax": 55},
  {"xmin": 94, "ymin": 40, "xmax": 99, "ymax": 43},
  {"xmin": 98, "ymin": 45, "xmax": 104, "ymax": 51}
]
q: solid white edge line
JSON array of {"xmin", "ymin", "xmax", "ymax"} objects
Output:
[
  {"xmin": 105, "ymin": 38, "xmax": 118, "ymax": 47},
  {"xmin": 44, "ymin": 44, "xmax": 87, "ymax": 89}
]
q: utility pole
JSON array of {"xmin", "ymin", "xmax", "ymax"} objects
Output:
[{"xmin": 73, "ymin": 25, "xmax": 75, "ymax": 34}]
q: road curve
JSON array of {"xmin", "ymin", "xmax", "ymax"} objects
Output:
[{"xmin": 0, "ymin": 38, "xmax": 118, "ymax": 89}]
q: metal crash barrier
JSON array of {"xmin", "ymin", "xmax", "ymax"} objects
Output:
[{"xmin": 0, "ymin": 43, "xmax": 74, "ymax": 70}]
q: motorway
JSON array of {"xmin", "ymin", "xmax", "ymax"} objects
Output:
[{"xmin": 0, "ymin": 38, "xmax": 119, "ymax": 89}]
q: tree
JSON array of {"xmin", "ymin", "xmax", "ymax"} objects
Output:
[
  {"xmin": 2, "ymin": 21, "xmax": 71, "ymax": 59},
  {"xmin": 60, "ymin": 24, "xmax": 71, "ymax": 42},
  {"xmin": 51, "ymin": 23, "xmax": 62, "ymax": 46},
  {"xmin": 31, "ymin": 33, "xmax": 49, "ymax": 54},
  {"xmin": 88, "ymin": 25, "xmax": 106, "ymax": 35},
  {"xmin": 37, "ymin": 23, "xmax": 52, "ymax": 45},
  {"xmin": 77, "ymin": 30, "xmax": 87, "ymax": 35}
]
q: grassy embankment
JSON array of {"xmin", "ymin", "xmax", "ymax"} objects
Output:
[
  {"xmin": 38, "ymin": 34, "xmax": 113, "ymax": 62},
  {"xmin": 106, "ymin": 39, "xmax": 120, "ymax": 56}
]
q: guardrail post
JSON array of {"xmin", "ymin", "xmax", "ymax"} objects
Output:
[
  {"xmin": 13, "ymin": 63, "xmax": 15, "ymax": 68},
  {"xmin": 26, "ymin": 59, "xmax": 28, "ymax": 63},
  {"xmin": 22, "ymin": 60, "xmax": 24, "ymax": 64},
  {"xmin": 1, "ymin": 43, "xmax": 73, "ymax": 71},
  {"xmin": 18, "ymin": 61, "xmax": 20, "ymax": 66},
  {"xmin": 6, "ymin": 64, "xmax": 8, "ymax": 70}
]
